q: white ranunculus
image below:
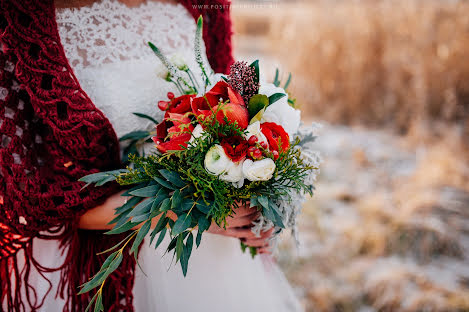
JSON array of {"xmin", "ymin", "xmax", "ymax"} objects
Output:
[
  {"xmin": 258, "ymin": 82, "xmax": 301, "ymax": 137},
  {"xmin": 189, "ymin": 124, "xmax": 205, "ymax": 145},
  {"xmin": 258, "ymin": 82, "xmax": 288, "ymax": 106},
  {"xmin": 242, "ymin": 158, "xmax": 276, "ymax": 182},
  {"xmin": 244, "ymin": 121, "xmax": 268, "ymax": 144},
  {"xmin": 261, "ymin": 100, "xmax": 301, "ymax": 138},
  {"xmin": 204, "ymin": 145, "xmax": 231, "ymax": 175},
  {"xmin": 220, "ymin": 161, "xmax": 244, "ymax": 183}
]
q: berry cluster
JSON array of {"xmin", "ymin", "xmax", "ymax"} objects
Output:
[
  {"xmin": 228, "ymin": 61, "xmax": 259, "ymax": 104},
  {"xmin": 246, "ymin": 135, "xmax": 279, "ymax": 161}
]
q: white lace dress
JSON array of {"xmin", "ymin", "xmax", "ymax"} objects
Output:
[{"xmin": 10, "ymin": 1, "xmax": 303, "ymax": 311}]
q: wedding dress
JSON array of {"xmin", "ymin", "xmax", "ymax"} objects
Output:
[{"xmin": 9, "ymin": 1, "xmax": 303, "ymax": 311}]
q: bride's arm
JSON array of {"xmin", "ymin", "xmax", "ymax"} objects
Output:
[{"xmin": 79, "ymin": 194, "xmax": 272, "ymax": 250}]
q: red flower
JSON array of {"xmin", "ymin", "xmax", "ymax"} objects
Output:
[
  {"xmin": 158, "ymin": 94, "xmax": 195, "ymax": 118},
  {"xmin": 191, "ymin": 81, "xmax": 249, "ymax": 130},
  {"xmin": 153, "ymin": 113, "xmax": 194, "ymax": 153},
  {"xmin": 220, "ymin": 136, "xmax": 249, "ymax": 162},
  {"xmin": 191, "ymin": 80, "xmax": 245, "ymax": 117},
  {"xmin": 260, "ymin": 122, "xmax": 290, "ymax": 153}
]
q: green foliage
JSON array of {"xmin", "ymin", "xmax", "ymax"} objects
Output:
[{"xmin": 248, "ymin": 94, "xmax": 269, "ymax": 119}]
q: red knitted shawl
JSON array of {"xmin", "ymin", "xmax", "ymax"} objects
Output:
[{"xmin": 0, "ymin": 0, "xmax": 234, "ymax": 311}]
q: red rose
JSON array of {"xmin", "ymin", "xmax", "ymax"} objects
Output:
[
  {"xmin": 158, "ymin": 94, "xmax": 195, "ymax": 118},
  {"xmin": 260, "ymin": 122, "xmax": 290, "ymax": 153},
  {"xmin": 220, "ymin": 136, "xmax": 249, "ymax": 162},
  {"xmin": 153, "ymin": 113, "xmax": 194, "ymax": 153}
]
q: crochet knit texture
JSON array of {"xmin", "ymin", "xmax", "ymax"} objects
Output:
[{"xmin": 0, "ymin": 0, "xmax": 234, "ymax": 311}]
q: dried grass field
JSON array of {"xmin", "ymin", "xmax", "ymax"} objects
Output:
[{"xmin": 232, "ymin": 1, "xmax": 469, "ymax": 311}]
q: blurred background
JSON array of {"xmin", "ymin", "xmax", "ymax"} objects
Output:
[{"xmin": 231, "ymin": 0, "xmax": 469, "ymax": 311}]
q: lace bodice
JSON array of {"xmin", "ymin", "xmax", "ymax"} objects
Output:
[{"xmin": 56, "ymin": 0, "xmax": 210, "ymax": 142}]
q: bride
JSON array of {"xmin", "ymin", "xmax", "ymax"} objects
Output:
[{"xmin": 0, "ymin": 0, "xmax": 302, "ymax": 311}]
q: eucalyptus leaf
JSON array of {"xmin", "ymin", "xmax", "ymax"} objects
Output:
[
  {"xmin": 129, "ymin": 185, "xmax": 160, "ymax": 197},
  {"xmin": 131, "ymin": 221, "xmax": 151, "ymax": 255},
  {"xmin": 159, "ymin": 198, "xmax": 171, "ymax": 212},
  {"xmin": 171, "ymin": 189, "xmax": 182, "ymax": 210},
  {"xmin": 128, "ymin": 198, "xmax": 154, "ymax": 217},
  {"xmin": 172, "ymin": 216, "xmax": 191, "ymax": 236},
  {"xmin": 153, "ymin": 176, "xmax": 177, "ymax": 190},
  {"xmin": 196, "ymin": 231, "xmax": 203, "ymax": 248},
  {"xmin": 154, "ymin": 227, "xmax": 167, "ymax": 249},
  {"xmin": 159, "ymin": 169, "xmax": 186, "ymax": 188},
  {"xmin": 105, "ymin": 220, "xmax": 138, "ymax": 235}
]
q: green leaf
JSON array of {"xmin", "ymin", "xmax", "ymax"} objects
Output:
[
  {"xmin": 79, "ymin": 170, "xmax": 126, "ymax": 188},
  {"xmin": 105, "ymin": 220, "xmax": 138, "ymax": 235},
  {"xmin": 257, "ymin": 196, "xmax": 269, "ymax": 209},
  {"xmin": 131, "ymin": 221, "xmax": 151, "ymax": 255},
  {"xmin": 172, "ymin": 216, "xmax": 191, "ymax": 236},
  {"xmin": 181, "ymin": 233, "xmax": 193, "ymax": 276},
  {"xmin": 94, "ymin": 292, "xmax": 103, "ymax": 312},
  {"xmin": 128, "ymin": 198, "xmax": 154, "ymax": 217},
  {"xmin": 159, "ymin": 198, "xmax": 171, "ymax": 212},
  {"xmin": 151, "ymin": 189, "xmax": 168, "ymax": 214},
  {"xmin": 85, "ymin": 291, "xmax": 100, "ymax": 312},
  {"xmin": 268, "ymin": 93, "xmax": 286, "ymax": 105},
  {"xmin": 152, "ymin": 214, "xmax": 169, "ymax": 236},
  {"xmin": 129, "ymin": 185, "xmax": 160, "ymax": 197},
  {"xmin": 114, "ymin": 196, "xmax": 140, "ymax": 214},
  {"xmin": 249, "ymin": 60, "xmax": 260, "ymax": 85},
  {"xmin": 196, "ymin": 231, "xmax": 203, "ymax": 248},
  {"xmin": 283, "ymin": 72, "xmax": 292, "ymax": 90},
  {"xmin": 154, "ymin": 227, "xmax": 167, "ymax": 249},
  {"xmin": 248, "ymin": 94, "xmax": 269, "ymax": 119},
  {"xmin": 273, "ymin": 68, "xmax": 280, "ymax": 87},
  {"xmin": 132, "ymin": 112, "xmax": 159, "ymax": 124},
  {"xmin": 198, "ymin": 216, "xmax": 210, "ymax": 232},
  {"xmin": 159, "ymin": 169, "xmax": 186, "ymax": 188},
  {"xmin": 171, "ymin": 189, "xmax": 182, "ymax": 210},
  {"xmin": 195, "ymin": 201, "xmax": 212, "ymax": 214},
  {"xmin": 119, "ymin": 130, "xmax": 150, "ymax": 141},
  {"xmin": 121, "ymin": 184, "xmax": 146, "ymax": 196},
  {"xmin": 176, "ymin": 234, "xmax": 184, "ymax": 261},
  {"xmin": 249, "ymin": 107, "xmax": 266, "ymax": 125},
  {"xmin": 153, "ymin": 176, "xmax": 177, "ymax": 190}
]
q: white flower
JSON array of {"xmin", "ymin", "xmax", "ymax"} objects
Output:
[
  {"xmin": 258, "ymin": 82, "xmax": 301, "ymax": 137},
  {"xmin": 244, "ymin": 121, "xmax": 268, "ymax": 144},
  {"xmin": 204, "ymin": 145, "xmax": 231, "ymax": 175},
  {"xmin": 205, "ymin": 144, "xmax": 245, "ymax": 185},
  {"xmin": 189, "ymin": 124, "xmax": 205, "ymax": 145},
  {"xmin": 155, "ymin": 64, "xmax": 169, "ymax": 80},
  {"xmin": 220, "ymin": 161, "xmax": 244, "ymax": 183},
  {"xmin": 170, "ymin": 53, "xmax": 187, "ymax": 70},
  {"xmin": 258, "ymin": 82, "xmax": 288, "ymax": 106},
  {"xmin": 242, "ymin": 158, "xmax": 276, "ymax": 182}
]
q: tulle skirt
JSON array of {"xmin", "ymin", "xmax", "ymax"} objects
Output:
[{"xmin": 5, "ymin": 234, "xmax": 303, "ymax": 312}]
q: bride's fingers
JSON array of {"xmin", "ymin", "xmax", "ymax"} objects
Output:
[
  {"xmin": 232, "ymin": 204, "xmax": 258, "ymax": 217},
  {"xmin": 242, "ymin": 238, "xmax": 270, "ymax": 248},
  {"xmin": 226, "ymin": 211, "xmax": 260, "ymax": 228}
]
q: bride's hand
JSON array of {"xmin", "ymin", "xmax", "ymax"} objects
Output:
[{"xmin": 207, "ymin": 203, "xmax": 274, "ymax": 252}]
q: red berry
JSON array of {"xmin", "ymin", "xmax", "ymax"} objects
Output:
[
  {"xmin": 248, "ymin": 146, "xmax": 257, "ymax": 157},
  {"xmin": 158, "ymin": 100, "xmax": 169, "ymax": 111},
  {"xmin": 272, "ymin": 150, "xmax": 279, "ymax": 160},
  {"xmin": 252, "ymin": 148, "xmax": 262, "ymax": 159},
  {"xmin": 167, "ymin": 92, "xmax": 175, "ymax": 99},
  {"xmin": 248, "ymin": 135, "xmax": 258, "ymax": 146},
  {"xmin": 260, "ymin": 142, "xmax": 268, "ymax": 149}
]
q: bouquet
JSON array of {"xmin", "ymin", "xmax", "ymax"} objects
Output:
[{"xmin": 78, "ymin": 16, "xmax": 320, "ymax": 311}]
